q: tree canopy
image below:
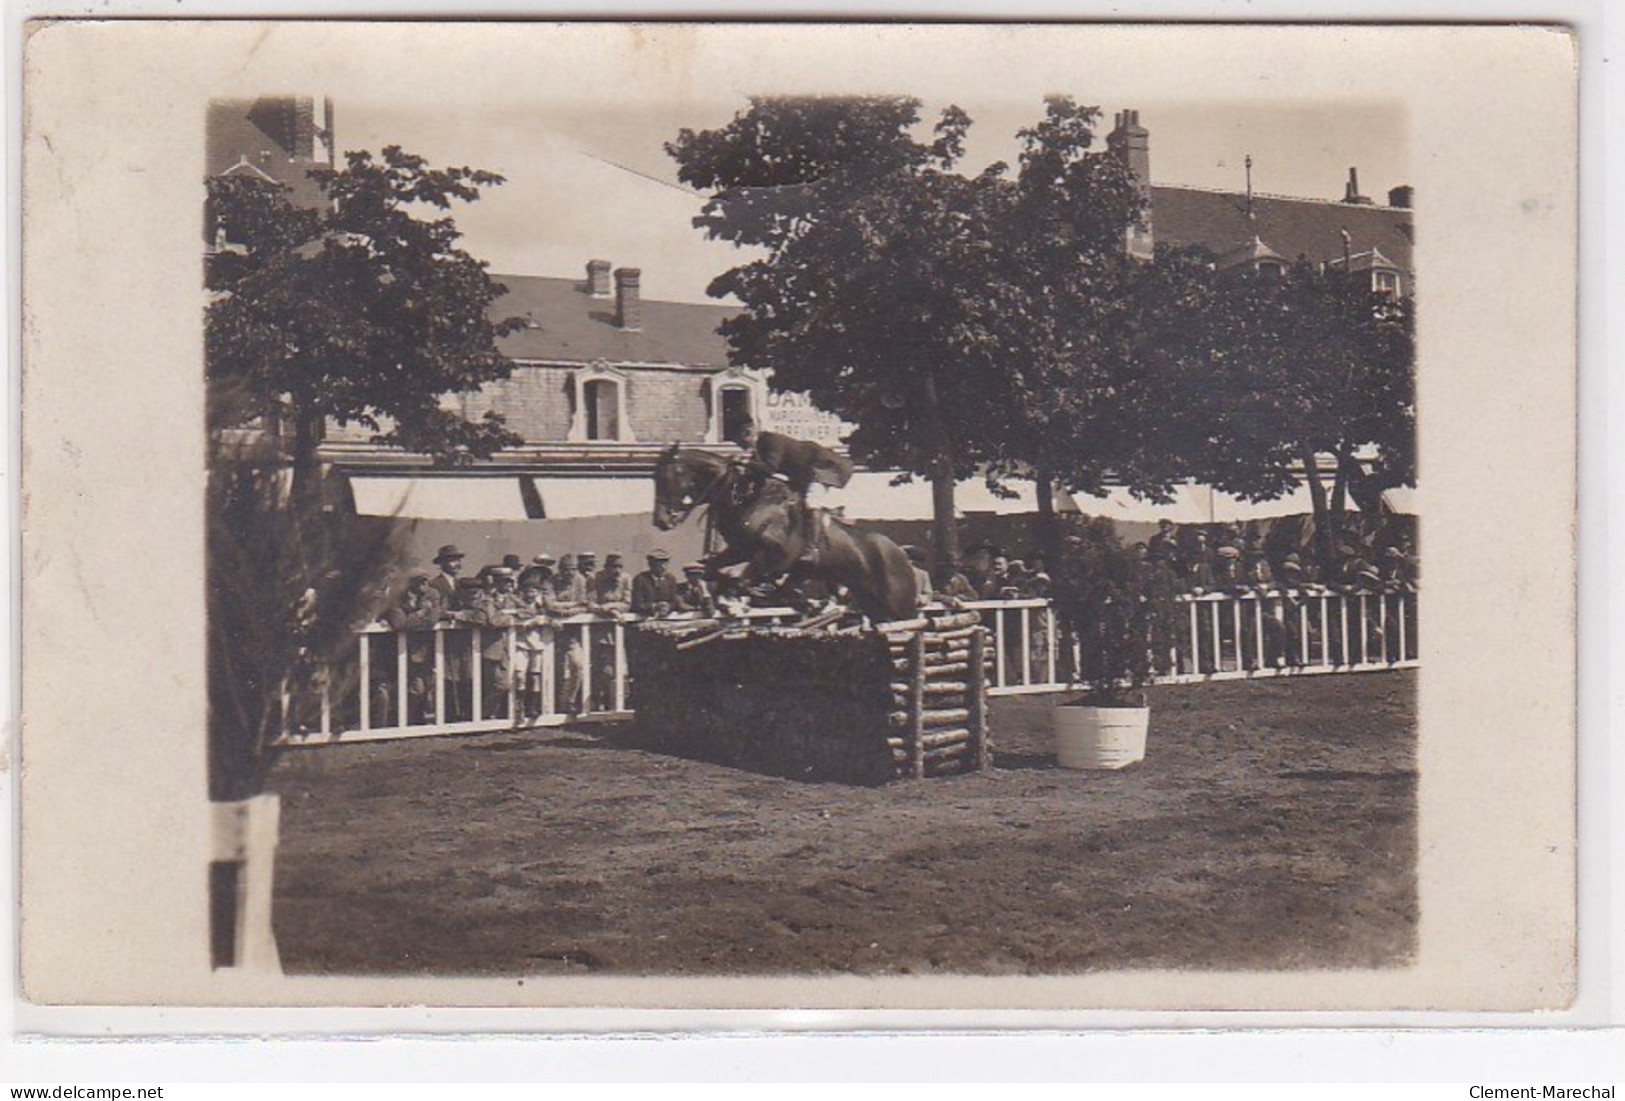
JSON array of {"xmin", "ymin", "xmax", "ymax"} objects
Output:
[
  {"xmin": 1166, "ymin": 258, "xmax": 1415, "ymax": 560},
  {"xmin": 669, "ymin": 95, "xmax": 1161, "ymax": 563},
  {"xmin": 205, "ymin": 146, "xmax": 523, "ymax": 490},
  {"xmin": 669, "ymin": 97, "xmax": 1413, "ymax": 566}
]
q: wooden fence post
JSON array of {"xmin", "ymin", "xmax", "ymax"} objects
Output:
[
  {"xmin": 969, "ymin": 625, "xmax": 990, "ymax": 771},
  {"xmin": 907, "ymin": 631, "xmax": 926, "ymax": 779}
]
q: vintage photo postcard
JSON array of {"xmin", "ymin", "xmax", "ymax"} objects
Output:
[{"xmin": 18, "ymin": 21, "xmax": 1577, "ymax": 1018}]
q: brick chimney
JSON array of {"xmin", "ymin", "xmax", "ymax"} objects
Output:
[
  {"xmin": 1342, "ymin": 167, "xmax": 1373, "ymax": 205},
  {"xmin": 615, "ymin": 267, "xmax": 642, "ymax": 330},
  {"xmin": 292, "ymin": 97, "xmax": 316, "ymax": 162},
  {"xmin": 1107, "ymin": 109, "xmax": 1154, "ymax": 261},
  {"xmin": 587, "ymin": 259, "xmax": 613, "ymax": 298},
  {"xmin": 1387, "ymin": 185, "xmax": 1413, "ymax": 209}
]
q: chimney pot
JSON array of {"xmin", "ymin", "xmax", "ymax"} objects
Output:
[
  {"xmin": 587, "ymin": 259, "xmax": 613, "ymax": 298},
  {"xmin": 1342, "ymin": 166, "xmax": 1373, "ymax": 205},
  {"xmin": 614, "ymin": 266, "xmax": 642, "ymax": 331}
]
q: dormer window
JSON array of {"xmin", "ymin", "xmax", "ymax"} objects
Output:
[
  {"xmin": 567, "ymin": 363, "xmax": 634, "ymax": 443},
  {"xmin": 1255, "ymin": 260, "xmax": 1284, "ymax": 281},
  {"xmin": 703, "ymin": 368, "xmax": 767, "ymax": 445},
  {"xmin": 1372, "ymin": 269, "xmax": 1401, "ymax": 296}
]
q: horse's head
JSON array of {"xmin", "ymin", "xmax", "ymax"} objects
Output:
[{"xmin": 652, "ymin": 444, "xmax": 720, "ymax": 531}]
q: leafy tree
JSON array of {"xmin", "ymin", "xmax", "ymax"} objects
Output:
[
  {"xmin": 974, "ymin": 99, "xmax": 1195, "ymax": 561},
  {"xmin": 206, "ymin": 146, "xmax": 524, "ymax": 501},
  {"xmin": 668, "ymin": 96, "xmax": 1018, "ymax": 566},
  {"xmin": 1185, "ymin": 259, "xmax": 1416, "ymax": 565},
  {"xmin": 669, "ymin": 97, "xmax": 1202, "ymax": 568},
  {"xmin": 205, "ymin": 146, "xmax": 516, "ymax": 799}
]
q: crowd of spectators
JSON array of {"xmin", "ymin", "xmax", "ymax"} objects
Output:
[
  {"xmin": 362, "ymin": 519, "xmax": 1419, "ymax": 723},
  {"xmin": 1136, "ymin": 518, "xmax": 1418, "ymax": 598},
  {"xmin": 372, "ymin": 544, "xmax": 720, "ymax": 725}
]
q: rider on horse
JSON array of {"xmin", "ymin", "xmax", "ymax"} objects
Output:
[{"xmin": 728, "ymin": 419, "xmax": 855, "ymax": 569}]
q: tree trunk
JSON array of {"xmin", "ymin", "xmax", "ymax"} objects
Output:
[
  {"xmin": 1329, "ymin": 440, "xmax": 1354, "ymax": 521},
  {"xmin": 1035, "ymin": 463, "xmax": 1060, "ymax": 570},
  {"xmin": 1299, "ymin": 442, "xmax": 1335, "ymax": 571},
  {"xmin": 289, "ymin": 398, "xmax": 326, "ymax": 508},
  {"xmin": 920, "ymin": 373, "xmax": 959, "ymax": 568}
]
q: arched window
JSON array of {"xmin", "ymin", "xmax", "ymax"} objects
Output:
[
  {"xmin": 704, "ymin": 369, "xmax": 766, "ymax": 444},
  {"xmin": 567, "ymin": 363, "xmax": 634, "ymax": 443}
]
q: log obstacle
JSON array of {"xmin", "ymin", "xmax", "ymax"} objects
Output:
[{"xmin": 629, "ymin": 609, "xmax": 993, "ymax": 783}]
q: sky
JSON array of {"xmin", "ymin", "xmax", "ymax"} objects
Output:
[{"xmin": 336, "ymin": 92, "xmax": 1406, "ymax": 305}]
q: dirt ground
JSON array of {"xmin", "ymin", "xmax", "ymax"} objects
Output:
[{"xmin": 269, "ymin": 670, "xmax": 1416, "ymax": 976}]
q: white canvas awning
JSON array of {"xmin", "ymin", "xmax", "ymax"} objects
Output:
[
  {"xmin": 350, "ymin": 476, "xmax": 531, "ymax": 521},
  {"xmin": 1070, "ymin": 482, "xmax": 1394, "ymax": 524},
  {"xmin": 812, "ymin": 474, "xmax": 1077, "ymax": 521},
  {"xmin": 812, "ymin": 474, "xmax": 934, "ymax": 521},
  {"xmin": 350, "ymin": 475, "xmax": 658, "ymax": 522},
  {"xmin": 1381, "ymin": 486, "xmax": 1419, "ymax": 515},
  {"xmin": 529, "ymin": 477, "xmax": 654, "ymax": 520}
]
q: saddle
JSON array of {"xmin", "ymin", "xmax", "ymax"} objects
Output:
[{"xmin": 726, "ymin": 460, "xmax": 827, "ymax": 567}]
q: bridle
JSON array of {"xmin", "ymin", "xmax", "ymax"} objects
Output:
[{"xmin": 658, "ymin": 450, "xmax": 735, "ymax": 527}]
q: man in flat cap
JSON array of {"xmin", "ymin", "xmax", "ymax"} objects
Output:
[
  {"xmin": 592, "ymin": 553, "xmax": 633, "ymax": 615},
  {"xmin": 469, "ymin": 567, "xmax": 526, "ymax": 718},
  {"xmin": 675, "ymin": 562, "xmax": 715, "ymax": 616},
  {"xmin": 576, "ymin": 551, "xmax": 599, "ymax": 591},
  {"xmin": 632, "ymin": 548, "xmax": 680, "ymax": 618}
]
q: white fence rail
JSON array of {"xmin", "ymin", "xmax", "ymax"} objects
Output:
[
  {"xmin": 970, "ymin": 590, "xmax": 1418, "ymax": 696},
  {"xmin": 280, "ymin": 592, "xmax": 1417, "ymax": 746}
]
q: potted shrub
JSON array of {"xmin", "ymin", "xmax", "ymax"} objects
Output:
[
  {"xmin": 1049, "ymin": 517, "xmax": 1168, "ymax": 769},
  {"xmin": 207, "ymin": 435, "xmax": 402, "ymax": 972}
]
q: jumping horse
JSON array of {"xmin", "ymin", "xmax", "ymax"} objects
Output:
[{"xmin": 651, "ymin": 445, "xmax": 918, "ymax": 623}]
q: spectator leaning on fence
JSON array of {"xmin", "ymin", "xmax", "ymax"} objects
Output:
[
  {"xmin": 593, "ymin": 553, "xmax": 633, "ymax": 614},
  {"xmin": 631, "ymin": 549, "xmax": 680, "ymax": 617},
  {"xmin": 1183, "ymin": 531, "xmax": 1216, "ymax": 594},
  {"xmin": 576, "ymin": 551, "xmax": 599, "ymax": 593},
  {"xmin": 933, "ymin": 561, "xmax": 978, "ymax": 604},
  {"xmin": 547, "ymin": 553, "xmax": 590, "ymax": 714},
  {"xmin": 1381, "ymin": 544, "xmax": 1416, "ymax": 591},
  {"xmin": 430, "ymin": 544, "xmax": 466, "ymax": 608},
  {"xmin": 468, "ymin": 567, "xmax": 524, "ymax": 717},
  {"xmin": 514, "ymin": 556, "xmax": 558, "ymax": 719},
  {"xmin": 675, "ymin": 562, "xmax": 715, "ymax": 615},
  {"xmin": 1147, "ymin": 519, "xmax": 1181, "ymax": 575},
  {"xmin": 380, "ymin": 570, "xmax": 443, "ymax": 724}
]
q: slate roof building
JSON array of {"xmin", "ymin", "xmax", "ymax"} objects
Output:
[
  {"xmin": 1116, "ymin": 108, "xmax": 1413, "ymax": 295},
  {"xmin": 205, "ymin": 96, "xmax": 335, "ymax": 232}
]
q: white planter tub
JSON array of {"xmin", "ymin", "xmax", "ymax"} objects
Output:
[{"xmin": 1054, "ymin": 703, "xmax": 1149, "ymax": 770}]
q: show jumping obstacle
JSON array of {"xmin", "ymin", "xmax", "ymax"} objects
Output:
[{"xmin": 629, "ymin": 608, "xmax": 992, "ymax": 784}]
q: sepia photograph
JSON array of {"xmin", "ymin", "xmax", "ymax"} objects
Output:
[
  {"xmin": 205, "ymin": 85, "xmax": 1418, "ymax": 979},
  {"xmin": 18, "ymin": 21, "xmax": 1577, "ymax": 1014}
]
